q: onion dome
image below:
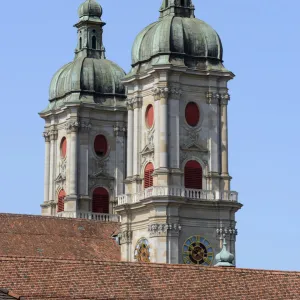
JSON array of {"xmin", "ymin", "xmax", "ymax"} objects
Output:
[
  {"xmin": 129, "ymin": 0, "xmax": 223, "ymax": 73},
  {"xmin": 78, "ymin": 0, "xmax": 103, "ymax": 20},
  {"xmin": 49, "ymin": 58, "xmax": 126, "ymax": 101},
  {"xmin": 46, "ymin": 0, "xmax": 126, "ymax": 103},
  {"xmin": 215, "ymin": 238, "xmax": 235, "ymax": 267}
]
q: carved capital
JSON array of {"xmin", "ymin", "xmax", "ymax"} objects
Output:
[
  {"xmin": 114, "ymin": 125, "xmax": 127, "ymax": 137},
  {"xmin": 80, "ymin": 121, "xmax": 92, "ymax": 132},
  {"xmin": 132, "ymin": 96, "xmax": 143, "ymax": 109},
  {"xmin": 152, "ymin": 87, "xmax": 169, "ymax": 101},
  {"xmin": 49, "ymin": 130, "xmax": 58, "ymax": 141},
  {"xmin": 126, "ymin": 98, "xmax": 133, "ymax": 110},
  {"xmin": 220, "ymin": 93, "xmax": 230, "ymax": 105},
  {"xmin": 169, "ymin": 88, "xmax": 182, "ymax": 100},
  {"xmin": 65, "ymin": 121, "xmax": 80, "ymax": 133},
  {"xmin": 216, "ymin": 226, "xmax": 238, "ymax": 239},
  {"xmin": 206, "ymin": 92, "xmax": 220, "ymax": 104},
  {"xmin": 148, "ymin": 223, "xmax": 182, "ymax": 237},
  {"xmin": 43, "ymin": 131, "xmax": 50, "ymax": 142}
]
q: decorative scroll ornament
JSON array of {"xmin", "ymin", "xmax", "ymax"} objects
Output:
[
  {"xmin": 43, "ymin": 131, "xmax": 50, "ymax": 142},
  {"xmin": 119, "ymin": 230, "xmax": 132, "ymax": 244},
  {"xmin": 169, "ymin": 87, "xmax": 182, "ymax": 100},
  {"xmin": 65, "ymin": 121, "xmax": 80, "ymax": 133},
  {"xmin": 114, "ymin": 125, "xmax": 127, "ymax": 137},
  {"xmin": 48, "ymin": 130, "xmax": 58, "ymax": 141},
  {"xmin": 126, "ymin": 96, "xmax": 142, "ymax": 109},
  {"xmin": 55, "ymin": 159, "xmax": 67, "ymax": 183},
  {"xmin": 216, "ymin": 226, "xmax": 238, "ymax": 238},
  {"xmin": 148, "ymin": 223, "xmax": 182, "ymax": 237},
  {"xmin": 152, "ymin": 87, "xmax": 169, "ymax": 100},
  {"xmin": 206, "ymin": 92, "xmax": 220, "ymax": 104},
  {"xmin": 220, "ymin": 93, "xmax": 230, "ymax": 105},
  {"xmin": 80, "ymin": 121, "xmax": 92, "ymax": 131}
]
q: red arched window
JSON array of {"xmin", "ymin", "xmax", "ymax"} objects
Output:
[
  {"xmin": 144, "ymin": 162, "xmax": 154, "ymax": 188},
  {"xmin": 184, "ymin": 160, "xmax": 202, "ymax": 189},
  {"xmin": 60, "ymin": 137, "xmax": 67, "ymax": 158},
  {"xmin": 57, "ymin": 189, "xmax": 66, "ymax": 212},
  {"xmin": 92, "ymin": 187, "xmax": 109, "ymax": 214},
  {"xmin": 145, "ymin": 105, "xmax": 154, "ymax": 128},
  {"xmin": 185, "ymin": 102, "xmax": 200, "ymax": 127},
  {"xmin": 94, "ymin": 135, "xmax": 108, "ymax": 157}
]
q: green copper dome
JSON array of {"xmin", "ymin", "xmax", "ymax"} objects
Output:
[
  {"xmin": 49, "ymin": 58, "xmax": 126, "ymax": 101},
  {"xmin": 47, "ymin": 0, "xmax": 126, "ymax": 102},
  {"xmin": 78, "ymin": 0, "xmax": 102, "ymax": 20},
  {"xmin": 130, "ymin": 0, "xmax": 223, "ymax": 70}
]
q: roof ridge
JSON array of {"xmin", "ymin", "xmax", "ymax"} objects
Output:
[{"xmin": 0, "ymin": 255, "xmax": 299, "ymax": 274}]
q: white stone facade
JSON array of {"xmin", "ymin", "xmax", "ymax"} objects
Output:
[
  {"xmin": 115, "ymin": 67, "xmax": 242, "ymax": 265},
  {"xmin": 40, "ymin": 99, "xmax": 127, "ymax": 217}
]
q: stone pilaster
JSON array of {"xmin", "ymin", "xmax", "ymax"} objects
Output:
[
  {"xmin": 48, "ymin": 129, "xmax": 58, "ymax": 202},
  {"xmin": 132, "ymin": 97, "xmax": 142, "ymax": 177},
  {"xmin": 126, "ymin": 100, "xmax": 134, "ymax": 179},
  {"xmin": 65, "ymin": 121, "xmax": 79, "ymax": 210},
  {"xmin": 43, "ymin": 132, "xmax": 51, "ymax": 203},
  {"xmin": 114, "ymin": 124, "xmax": 127, "ymax": 197},
  {"xmin": 220, "ymin": 93, "xmax": 230, "ymax": 190}
]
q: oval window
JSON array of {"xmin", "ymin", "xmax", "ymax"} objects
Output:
[
  {"xmin": 94, "ymin": 135, "xmax": 108, "ymax": 157},
  {"xmin": 60, "ymin": 137, "xmax": 67, "ymax": 158},
  {"xmin": 145, "ymin": 105, "xmax": 154, "ymax": 128},
  {"xmin": 185, "ymin": 102, "xmax": 200, "ymax": 127}
]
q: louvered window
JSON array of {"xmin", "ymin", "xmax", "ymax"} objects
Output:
[
  {"xmin": 57, "ymin": 189, "xmax": 66, "ymax": 213},
  {"xmin": 94, "ymin": 135, "xmax": 108, "ymax": 157},
  {"xmin": 92, "ymin": 187, "xmax": 109, "ymax": 214},
  {"xmin": 144, "ymin": 163, "xmax": 154, "ymax": 189},
  {"xmin": 185, "ymin": 102, "xmax": 200, "ymax": 127},
  {"xmin": 184, "ymin": 160, "xmax": 202, "ymax": 189},
  {"xmin": 146, "ymin": 105, "xmax": 154, "ymax": 128},
  {"xmin": 60, "ymin": 137, "xmax": 67, "ymax": 158}
]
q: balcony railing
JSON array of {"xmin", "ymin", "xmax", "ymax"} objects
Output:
[
  {"xmin": 56, "ymin": 211, "xmax": 121, "ymax": 222},
  {"xmin": 117, "ymin": 186, "xmax": 238, "ymax": 206}
]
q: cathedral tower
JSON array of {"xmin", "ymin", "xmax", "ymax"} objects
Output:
[
  {"xmin": 40, "ymin": 0, "xmax": 127, "ymax": 220},
  {"xmin": 116, "ymin": 0, "xmax": 242, "ymax": 265}
]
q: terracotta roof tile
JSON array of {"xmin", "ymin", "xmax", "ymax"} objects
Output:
[
  {"xmin": 0, "ymin": 214, "xmax": 120, "ymax": 261},
  {"xmin": 0, "ymin": 256, "xmax": 299, "ymax": 300}
]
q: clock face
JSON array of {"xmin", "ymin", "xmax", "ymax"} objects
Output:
[
  {"xmin": 134, "ymin": 238, "xmax": 150, "ymax": 263},
  {"xmin": 182, "ymin": 235, "xmax": 214, "ymax": 266}
]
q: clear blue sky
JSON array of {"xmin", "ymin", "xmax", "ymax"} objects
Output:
[{"xmin": 0, "ymin": 0, "xmax": 299, "ymax": 271}]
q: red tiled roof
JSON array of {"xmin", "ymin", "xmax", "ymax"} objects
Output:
[
  {"xmin": 0, "ymin": 214, "xmax": 120, "ymax": 261},
  {"xmin": 0, "ymin": 256, "xmax": 299, "ymax": 300}
]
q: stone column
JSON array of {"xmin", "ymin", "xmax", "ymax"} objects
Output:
[
  {"xmin": 126, "ymin": 100, "xmax": 134, "ymax": 178},
  {"xmin": 43, "ymin": 132, "xmax": 51, "ymax": 203},
  {"xmin": 220, "ymin": 93, "xmax": 230, "ymax": 190},
  {"xmin": 48, "ymin": 130, "xmax": 58, "ymax": 202},
  {"xmin": 154, "ymin": 94, "xmax": 160, "ymax": 169}
]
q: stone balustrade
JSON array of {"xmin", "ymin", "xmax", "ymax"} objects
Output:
[
  {"xmin": 117, "ymin": 186, "xmax": 238, "ymax": 206},
  {"xmin": 56, "ymin": 211, "xmax": 121, "ymax": 222}
]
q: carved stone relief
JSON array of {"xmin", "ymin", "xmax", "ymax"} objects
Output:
[{"xmin": 148, "ymin": 223, "xmax": 182, "ymax": 237}]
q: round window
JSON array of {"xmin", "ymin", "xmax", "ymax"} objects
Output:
[
  {"xmin": 185, "ymin": 102, "xmax": 200, "ymax": 127},
  {"xmin": 60, "ymin": 137, "xmax": 67, "ymax": 158},
  {"xmin": 94, "ymin": 135, "xmax": 108, "ymax": 157},
  {"xmin": 145, "ymin": 105, "xmax": 154, "ymax": 128}
]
